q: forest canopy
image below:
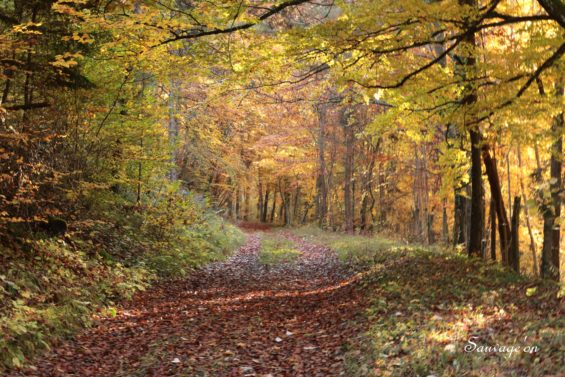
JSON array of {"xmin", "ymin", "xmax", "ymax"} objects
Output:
[{"xmin": 0, "ymin": 0, "xmax": 563, "ymax": 373}]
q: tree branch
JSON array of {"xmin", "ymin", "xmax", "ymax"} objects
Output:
[
  {"xmin": 4, "ymin": 102, "xmax": 50, "ymax": 111},
  {"xmin": 156, "ymin": 0, "xmax": 313, "ymax": 46},
  {"xmin": 536, "ymin": 0, "xmax": 565, "ymax": 28}
]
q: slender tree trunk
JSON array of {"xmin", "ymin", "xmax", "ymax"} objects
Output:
[
  {"xmin": 316, "ymin": 103, "xmax": 328, "ymax": 227},
  {"xmin": 1, "ymin": 52, "xmax": 16, "ymax": 106},
  {"xmin": 284, "ymin": 191, "xmax": 291, "ymax": 226},
  {"xmin": 243, "ymin": 184, "xmax": 250, "ymax": 221},
  {"xmin": 453, "ymin": 191, "xmax": 467, "ymax": 246},
  {"xmin": 270, "ymin": 186, "xmax": 277, "ymax": 223},
  {"xmin": 360, "ymin": 142, "xmax": 377, "ymax": 231},
  {"xmin": 235, "ymin": 185, "xmax": 241, "ymax": 220},
  {"xmin": 541, "ymin": 98, "xmax": 563, "ymax": 281},
  {"xmin": 468, "ymin": 129, "xmax": 484, "ymax": 257},
  {"xmin": 262, "ymin": 188, "xmax": 270, "ymax": 223},
  {"xmin": 506, "ymin": 153, "xmax": 512, "ymax": 219},
  {"xmin": 483, "ymin": 146, "xmax": 511, "ymax": 264},
  {"xmin": 278, "ymin": 192, "xmax": 284, "ymax": 223},
  {"xmin": 137, "ymin": 136, "xmax": 143, "ymax": 203},
  {"xmin": 490, "ymin": 199, "xmax": 497, "ymax": 261},
  {"xmin": 257, "ymin": 178, "xmax": 264, "ymax": 222},
  {"xmin": 302, "ymin": 202, "xmax": 311, "ymax": 224},
  {"xmin": 167, "ymin": 79, "xmax": 179, "ymax": 180},
  {"xmin": 278, "ymin": 179, "xmax": 291, "ymax": 226},
  {"xmin": 342, "ymin": 108, "xmax": 355, "ymax": 233},
  {"xmin": 442, "ymin": 199, "xmax": 449, "ymax": 243},
  {"xmin": 293, "ymin": 186, "xmax": 301, "ymax": 222},
  {"xmin": 517, "ymin": 146, "xmax": 538, "ymax": 275},
  {"xmin": 509, "ymin": 196, "xmax": 521, "ymax": 272}
]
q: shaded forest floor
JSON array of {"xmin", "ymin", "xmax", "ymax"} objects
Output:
[
  {"xmin": 8, "ymin": 228, "xmax": 564, "ymax": 377},
  {"xmin": 9, "ymin": 231, "xmax": 370, "ymax": 377}
]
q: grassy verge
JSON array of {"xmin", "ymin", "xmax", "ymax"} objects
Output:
[
  {"xmin": 294, "ymin": 227, "xmax": 563, "ymax": 377},
  {"xmin": 259, "ymin": 234, "xmax": 301, "ymax": 265},
  {"xmin": 0, "ymin": 191, "xmax": 244, "ymax": 372},
  {"xmin": 293, "ymin": 225, "xmax": 398, "ymax": 267}
]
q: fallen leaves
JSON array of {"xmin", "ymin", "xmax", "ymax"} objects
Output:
[{"xmin": 10, "ymin": 232, "xmax": 368, "ymax": 377}]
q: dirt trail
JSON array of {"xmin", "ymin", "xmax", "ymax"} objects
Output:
[{"xmin": 13, "ymin": 232, "xmax": 369, "ymax": 377}]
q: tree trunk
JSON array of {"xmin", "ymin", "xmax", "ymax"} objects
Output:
[
  {"xmin": 302, "ymin": 202, "xmax": 311, "ymax": 224},
  {"xmin": 167, "ymin": 79, "xmax": 179, "ymax": 180},
  {"xmin": 270, "ymin": 186, "xmax": 277, "ymax": 223},
  {"xmin": 509, "ymin": 196, "xmax": 521, "ymax": 272},
  {"xmin": 490, "ymin": 199, "xmax": 497, "ymax": 261},
  {"xmin": 137, "ymin": 136, "xmax": 143, "ymax": 203},
  {"xmin": 316, "ymin": 103, "xmax": 328, "ymax": 227},
  {"xmin": 506, "ymin": 153, "xmax": 512, "ymax": 219},
  {"xmin": 456, "ymin": 0, "xmax": 483, "ymax": 257},
  {"xmin": 293, "ymin": 186, "xmax": 301, "ymax": 222},
  {"xmin": 235, "ymin": 185, "xmax": 241, "ymax": 220},
  {"xmin": 257, "ymin": 175, "xmax": 264, "ymax": 222},
  {"xmin": 517, "ymin": 146, "xmax": 538, "ymax": 275},
  {"xmin": 342, "ymin": 107, "xmax": 355, "ymax": 233},
  {"xmin": 482, "ymin": 146, "xmax": 511, "ymax": 264},
  {"xmin": 262, "ymin": 188, "xmax": 270, "ymax": 223},
  {"xmin": 453, "ymin": 190, "xmax": 468, "ymax": 246},
  {"xmin": 468, "ymin": 129, "xmax": 484, "ymax": 257},
  {"xmin": 360, "ymin": 141, "xmax": 377, "ymax": 231},
  {"xmin": 541, "ymin": 101, "xmax": 563, "ymax": 281},
  {"xmin": 442, "ymin": 199, "xmax": 449, "ymax": 244}
]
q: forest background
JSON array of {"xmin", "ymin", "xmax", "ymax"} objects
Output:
[{"xmin": 0, "ymin": 0, "xmax": 563, "ymax": 371}]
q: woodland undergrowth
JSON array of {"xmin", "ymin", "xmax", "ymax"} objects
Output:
[
  {"xmin": 295, "ymin": 227, "xmax": 563, "ymax": 377},
  {"xmin": 0, "ymin": 188, "xmax": 244, "ymax": 372}
]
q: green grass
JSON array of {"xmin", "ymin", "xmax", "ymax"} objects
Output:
[
  {"xmin": 293, "ymin": 225, "xmax": 398, "ymax": 266},
  {"xmin": 258, "ymin": 235, "xmax": 301, "ymax": 265},
  {"xmin": 294, "ymin": 227, "xmax": 563, "ymax": 377}
]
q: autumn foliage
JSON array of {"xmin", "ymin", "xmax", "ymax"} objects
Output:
[{"xmin": 0, "ymin": 0, "xmax": 563, "ymax": 374}]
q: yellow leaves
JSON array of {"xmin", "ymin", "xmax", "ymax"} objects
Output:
[
  {"xmin": 63, "ymin": 32, "xmax": 95, "ymax": 44},
  {"xmin": 12, "ymin": 23, "xmax": 42, "ymax": 35},
  {"xmin": 51, "ymin": 52, "xmax": 83, "ymax": 68},
  {"xmin": 52, "ymin": 1, "xmax": 89, "ymax": 18},
  {"xmin": 232, "ymin": 63, "xmax": 245, "ymax": 73}
]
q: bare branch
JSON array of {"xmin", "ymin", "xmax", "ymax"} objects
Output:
[{"xmin": 156, "ymin": 0, "xmax": 313, "ymax": 46}]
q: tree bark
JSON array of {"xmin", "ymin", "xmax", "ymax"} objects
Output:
[
  {"xmin": 442, "ymin": 199, "xmax": 449, "ymax": 244},
  {"xmin": 235, "ymin": 185, "xmax": 241, "ymax": 220},
  {"xmin": 293, "ymin": 185, "xmax": 301, "ymax": 222},
  {"xmin": 453, "ymin": 190, "xmax": 468, "ymax": 246},
  {"xmin": 468, "ymin": 129, "xmax": 484, "ymax": 257},
  {"xmin": 315, "ymin": 103, "xmax": 328, "ymax": 227},
  {"xmin": 541, "ymin": 99, "xmax": 563, "ymax": 281},
  {"xmin": 536, "ymin": 0, "xmax": 565, "ymax": 28},
  {"xmin": 342, "ymin": 107, "xmax": 355, "ymax": 233},
  {"xmin": 262, "ymin": 187, "xmax": 270, "ymax": 223},
  {"xmin": 270, "ymin": 185, "xmax": 277, "ymax": 223},
  {"xmin": 257, "ymin": 177, "xmax": 264, "ymax": 222},
  {"xmin": 457, "ymin": 0, "xmax": 483, "ymax": 257},
  {"xmin": 483, "ymin": 146, "xmax": 511, "ymax": 264},
  {"xmin": 517, "ymin": 146, "xmax": 538, "ymax": 275},
  {"xmin": 509, "ymin": 196, "xmax": 521, "ymax": 272},
  {"xmin": 243, "ymin": 184, "xmax": 250, "ymax": 221},
  {"xmin": 360, "ymin": 144, "xmax": 376, "ymax": 231}
]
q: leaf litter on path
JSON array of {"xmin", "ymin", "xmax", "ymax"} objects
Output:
[{"xmin": 10, "ymin": 232, "xmax": 369, "ymax": 377}]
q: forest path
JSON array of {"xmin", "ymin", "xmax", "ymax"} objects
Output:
[{"xmin": 15, "ymin": 232, "xmax": 369, "ymax": 377}]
